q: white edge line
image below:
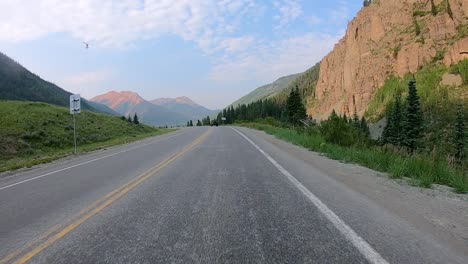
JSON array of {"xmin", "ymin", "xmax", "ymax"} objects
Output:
[
  {"xmin": 231, "ymin": 127, "xmax": 389, "ymax": 264},
  {"xmin": 0, "ymin": 130, "xmax": 190, "ymax": 190}
]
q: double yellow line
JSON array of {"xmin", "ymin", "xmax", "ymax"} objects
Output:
[{"xmin": 1, "ymin": 129, "xmax": 211, "ymax": 264}]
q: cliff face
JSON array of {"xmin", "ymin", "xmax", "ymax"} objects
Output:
[{"xmin": 310, "ymin": 0, "xmax": 468, "ymax": 120}]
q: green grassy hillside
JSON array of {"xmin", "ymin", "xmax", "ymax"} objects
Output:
[
  {"xmin": 365, "ymin": 60, "xmax": 468, "ymax": 159},
  {"xmin": 274, "ymin": 63, "xmax": 320, "ymax": 105},
  {"xmin": 0, "ymin": 101, "xmax": 170, "ymax": 172},
  {"xmin": 0, "ymin": 52, "xmax": 118, "ymax": 115},
  {"xmin": 231, "ymin": 73, "xmax": 301, "ymax": 107}
]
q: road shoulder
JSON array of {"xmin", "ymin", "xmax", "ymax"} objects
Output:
[{"xmin": 236, "ymin": 126, "xmax": 468, "ymax": 257}]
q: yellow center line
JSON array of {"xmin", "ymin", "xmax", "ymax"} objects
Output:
[{"xmin": 1, "ymin": 128, "xmax": 211, "ymax": 264}]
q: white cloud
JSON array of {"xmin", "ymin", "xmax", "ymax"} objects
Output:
[
  {"xmin": 273, "ymin": 0, "xmax": 302, "ymax": 29},
  {"xmin": 208, "ymin": 32, "xmax": 340, "ymax": 83},
  {"xmin": 0, "ymin": 0, "xmax": 257, "ymax": 53},
  {"xmin": 1, "ymin": 0, "xmax": 351, "ymax": 103}
]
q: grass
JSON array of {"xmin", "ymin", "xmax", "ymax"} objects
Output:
[
  {"xmin": 365, "ymin": 62, "xmax": 465, "ymax": 121},
  {"xmin": 239, "ymin": 122, "xmax": 468, "ymax": 193},
  {"xmin": 0, "ymin": 101, "xmax": 172, "ymax": 172}
]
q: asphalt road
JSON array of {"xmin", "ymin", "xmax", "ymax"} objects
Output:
[{"xmin": 0, "ymin": 127, "xmax": 465, "ymax": 264}]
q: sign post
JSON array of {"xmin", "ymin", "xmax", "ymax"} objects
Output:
[
  {"xmin": 221, "ymin": 117, "xmax": 226, "ymax": 125},
  {"xmin": 70, "ymin": 94, "xmax": 81, "ymax": 154}
]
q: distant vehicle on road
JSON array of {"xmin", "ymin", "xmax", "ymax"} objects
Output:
[{"xmin": 211, "ymin": 120, "xmax": 218, "ymax": 126}]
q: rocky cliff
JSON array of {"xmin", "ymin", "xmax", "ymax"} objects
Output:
[{"xmin": 310, "ymin": 0, "xmax": 468, "ymax": 120}]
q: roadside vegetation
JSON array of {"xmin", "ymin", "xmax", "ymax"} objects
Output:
[
  {"xmin": 0, "ymin": 101, "xmax": 171, "ymax": 173},
  {"xmin": 216, "ymin": 60, "xmax": 468, "ymax": 193}
]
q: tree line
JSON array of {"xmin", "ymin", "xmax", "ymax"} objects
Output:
[
  {"xmin": 121, "ymin": 112, "xmax": 140, "ymax": 125},
  {"xmin": 381, "ymin": 79, "xmax": 465, "ymax": 165}
]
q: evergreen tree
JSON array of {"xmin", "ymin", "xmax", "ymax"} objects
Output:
[
  {"xmin": 343, "ymin": 113, "xmax": 348, "ymax": 123},
  {"xmin": 196, "ymin": 120, "xmax": 202, "ymax": 126},
  {"xmin": 187, "ymin": 121, "xmax": 190, "ymax": 127},
  {"xmin": 360, "ymin": 117, "xmax": 370, "ymax": 137},
  {"xmin": 391, "ymin": 95, "xmax": 404, "ymax": 145},
  {"xmin": 206, "ymin": 115, "xmax": 211, "ymax": 125},
  {"xmin": 127, "ymin": 115, "xmax": 132, "ymax": 123},
  {"xmin": 454, "ymin": 104, "xmax": 465, "ymax": 164},
  {"xmin": 403, "ymin": 80, "xmax": 422, "ymax": 152},
  {"xmin": 381, "ymin": 106, "xmax": 393, "ymax": 145},
  {"xmin": 352, "ymin": 109, "xmax": 360, "ymax": 129},
  {"xmin": 286, "ymin": 87, "xmax": 307, "ymax": 126},
  {"xmin": 133, "ymin": 113, "xmax": 139, "ymax": 125},
  {"xmin": 189, "ymin": 120, "xmax": 193, "ymax": 127}
]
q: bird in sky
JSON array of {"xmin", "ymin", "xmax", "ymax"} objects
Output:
[{"xmin": 83, "ymin": 42, "xmax": 90, "ymax": 49}]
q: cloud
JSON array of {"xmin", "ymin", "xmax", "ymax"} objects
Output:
[
  {"xmin": 208, "ymin": 32, "xmax": 340, "ymax": 83},
  {"xmin": 0, "ymin": 0, "xmax": 257, "ymax": 53},
  {"xmin": 273, "ymin": 0, "xmax": 302, "ymax": 29}
]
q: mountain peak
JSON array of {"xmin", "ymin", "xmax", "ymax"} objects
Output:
[
  {"xmin": 151, "ymin": 96, "xmax": 199, "ymax": 107},
  {"xmin": 174, "ymin": 96, "xmax": 198, "ymax": 106},
  {"xmin": 91, "ymin": 91, "xmax": 145, "ymax": 109}
]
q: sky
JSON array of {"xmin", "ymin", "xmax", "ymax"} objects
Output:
[{"xmin": 0, "ymin": 0, "xmax": 361, "ymax": 109}]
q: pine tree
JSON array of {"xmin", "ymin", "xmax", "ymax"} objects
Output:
[
  {"xmin": 286, "ymin": 87, "xmax": 306, "ymax": 126},
  {"xmin": 381, "ymin": 106, "xmax": 393, "ymax": 145},
  {"xmin": 127, "ymin": 115, "xmax": 132, "ymax": 123},
  {"xmin": 454, "ymin": 104, "xmax": 465, "ymax": 164},
  {"xmin": 187, "ymin": 121, "xmax": 190, "ymax": 127},
  {"xmin": 352, "ymin": 109, "xmax": 360, "ymax": 129},
  {"xmin": 197, "ymin": 120, "xmax": 202, "ymax": 126},
  {"xmin": 189, "ymin": 120, "xmax": 193, "ymax": 127},
  {"xmin": 360, "ymin": 117, "xmax": 370, "ymax": 137},
  {"xmin": 343, "ymin": 113, "xmax": 348, "ymax": 123},
  {"xmin": 206, "ymin": 115, "xmax": 211, "ymax": 125},
  {"xmin": 133, "ymin": 113, "xmax": 139, "ymax": 124},
  {"xmin": 403, "ymin": 80, "xmax": 422, "ymax": 152},
  {"xmin": 391, "ymin": 95, "xmax": 403, "ymax": 145}
]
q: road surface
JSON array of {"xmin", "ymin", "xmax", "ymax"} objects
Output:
[{"xmin": 0, "ymin": 127, "xmax": 466, "ymax": 263}]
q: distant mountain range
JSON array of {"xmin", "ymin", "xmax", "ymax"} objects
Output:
[
  {"xmin": 0, "ymin": 51, "xmax": 216, "ymax": 126},
  {"xmin": 0, "ymin": 51, "xmax": 118, "ymax": 116},
  {"xmin": 91, "ymin": 91, "xmax": 217, "ymax": 126},
  {"xmin": 151, "ymin": 96, "xmax": 216, "ymax": 120}
]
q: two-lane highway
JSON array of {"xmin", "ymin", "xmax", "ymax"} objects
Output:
[{"xmin": 0, "ymin": 127, "xmax": 466, "ymax": 263}]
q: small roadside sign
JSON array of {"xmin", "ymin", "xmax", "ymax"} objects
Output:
[
  {"xmin": 69, "ymin": 94, "xmax": 81, "ymax": 154},
  {"xmin": 70, "ymin": 94, "xmax": 81, "ymax": 114},
  {"xmin": 221, "ymin": 117, "xmax": 226, "ymax": 121}
]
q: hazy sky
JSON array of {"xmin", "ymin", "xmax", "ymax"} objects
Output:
[{"xmin": 0, "ymin": 0, "xmax": 361, "ymax": 109}]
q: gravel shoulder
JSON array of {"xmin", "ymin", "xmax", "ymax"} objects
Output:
[{"xmin": 241, "ymin": 127, "xmax": 468, "ymax": 255}]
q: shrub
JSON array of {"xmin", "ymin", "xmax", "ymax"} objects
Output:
[
  {"xmin": 432, "ymin": 50, "xmax": 445, "ymax": 62},
  {"xmin": 413, "ymin": 10, "xmax": 427, "ymax": 17},
  {"xmin": 319, "ymin": 114, "xmax": 359, "ymax": 147},
  {"xmin": 414, "ymin": 19, "xmax": 421, "ymax": 36},
  {"xmin": 458, "ymin": 59, "xmax": 468, "ymax": 84}
]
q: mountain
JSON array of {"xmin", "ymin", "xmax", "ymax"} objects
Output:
[
  {"xmin": 308, "ymin": 0, "xmax": 468, "ymax": 120},
  {"xmin": 0, "ymin": 51, "xmax": 118, "ymax": 116},
  {"xmin": 150, "ymin": 96, "xmax": 217, "ymax": 120},
  {"xmin": 231, "ymin": 73, "xmax": 301, "ymax": 107},
  {"xmin": 91, "ymin": 91, "xmax": 189, "ymax": 126}
]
